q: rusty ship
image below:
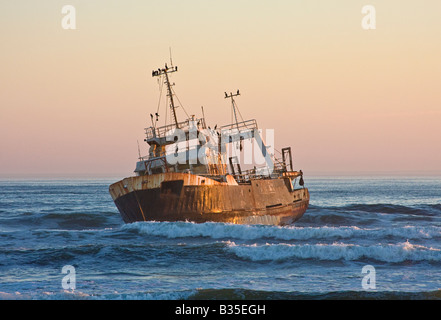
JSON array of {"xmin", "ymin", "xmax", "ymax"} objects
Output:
[{"xmin": 109, "ymin": 62, "xmax": 309, "ymax": 225}]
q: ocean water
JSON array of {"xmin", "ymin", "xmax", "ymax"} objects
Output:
[{"xmin": 1, "ymin": 176, "xmax": 441, "ymax": 300}]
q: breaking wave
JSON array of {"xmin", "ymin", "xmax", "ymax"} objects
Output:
[
  {"xmin": 225, "ymin": 240, "xmax": 441, "ymax": 263},
  {"xmin": 121, "ymin": 221, "xmax": 441, "ymax": 241}
]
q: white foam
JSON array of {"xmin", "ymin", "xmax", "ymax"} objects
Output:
[
  {"xmin": 226, "ymin": 240, "xmax": 441, "ymax": 263},
  {"xmin": 121, "ymin": 221, "xmax": 441, "ymax": 241}
]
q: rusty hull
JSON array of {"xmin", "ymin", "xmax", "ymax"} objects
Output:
[{"xmin": 109, "ymin": 172, "xmax": 309, "ymax": 226}]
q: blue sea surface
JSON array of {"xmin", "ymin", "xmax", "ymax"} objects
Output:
[{"xmin": 0, "ymin": 176, "xmax": 440, "ymax": 300}]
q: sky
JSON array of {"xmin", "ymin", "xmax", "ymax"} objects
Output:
[{"xmin": 1, "ymin": 0, "xmax": 440, "ymax": 177}]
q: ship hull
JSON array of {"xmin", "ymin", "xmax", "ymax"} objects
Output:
[{"xmin": 109, "ymin": 173, "xmax": 309, "ymax": 226}]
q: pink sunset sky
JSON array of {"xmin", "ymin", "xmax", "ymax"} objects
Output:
[{"xmin": 1, "ymin": 0, "xmax": 440, "ymax": 178}]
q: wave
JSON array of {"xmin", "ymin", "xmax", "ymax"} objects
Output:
[
  {"xmin": 0, "ymin": 239, "xmax": 228, "ymax": 267},
  {"xmin": 121, "ymin": 221, "xmax": 441, "ymax": 241},
  {"xmin": 0, "ymin": 210, "xmax": 121, "ymax": 230},
  {"xmin": 3, "ymin": 288, "xmax": 440, "ymax": 300},
  {"xmin": 300, "ymin": 203, "xmax": 441, "ymax": 226},
  {"xmin": 0, "ymin": 289, "xmax": 196, "ymax": 300},
  {"xmin": 312, "ymin": 203, "xmax": 441, "ymax": 216},
  {"xmin": 225, "ymin": 240, "xmax": 441, "ymax": 263},
  {"xmin": 40, "ymin": 211, "xmax": 119, "ymax": 228},
  {"xmin": 342, "ymin": 203, "xmax": 440, "ymax": 216},
  {"xmin": 0, "ymin": 244, "xmax": 103, "ymax": 266}
]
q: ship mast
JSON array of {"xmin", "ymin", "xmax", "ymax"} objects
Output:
[{"xmin": 152, "ymin": 64, "xmax": 179, "ymax": 128}]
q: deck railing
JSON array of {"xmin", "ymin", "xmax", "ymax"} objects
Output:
[{"xmin": 145, "ymin": 118, "xmax": 207, "ymax": 140}]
